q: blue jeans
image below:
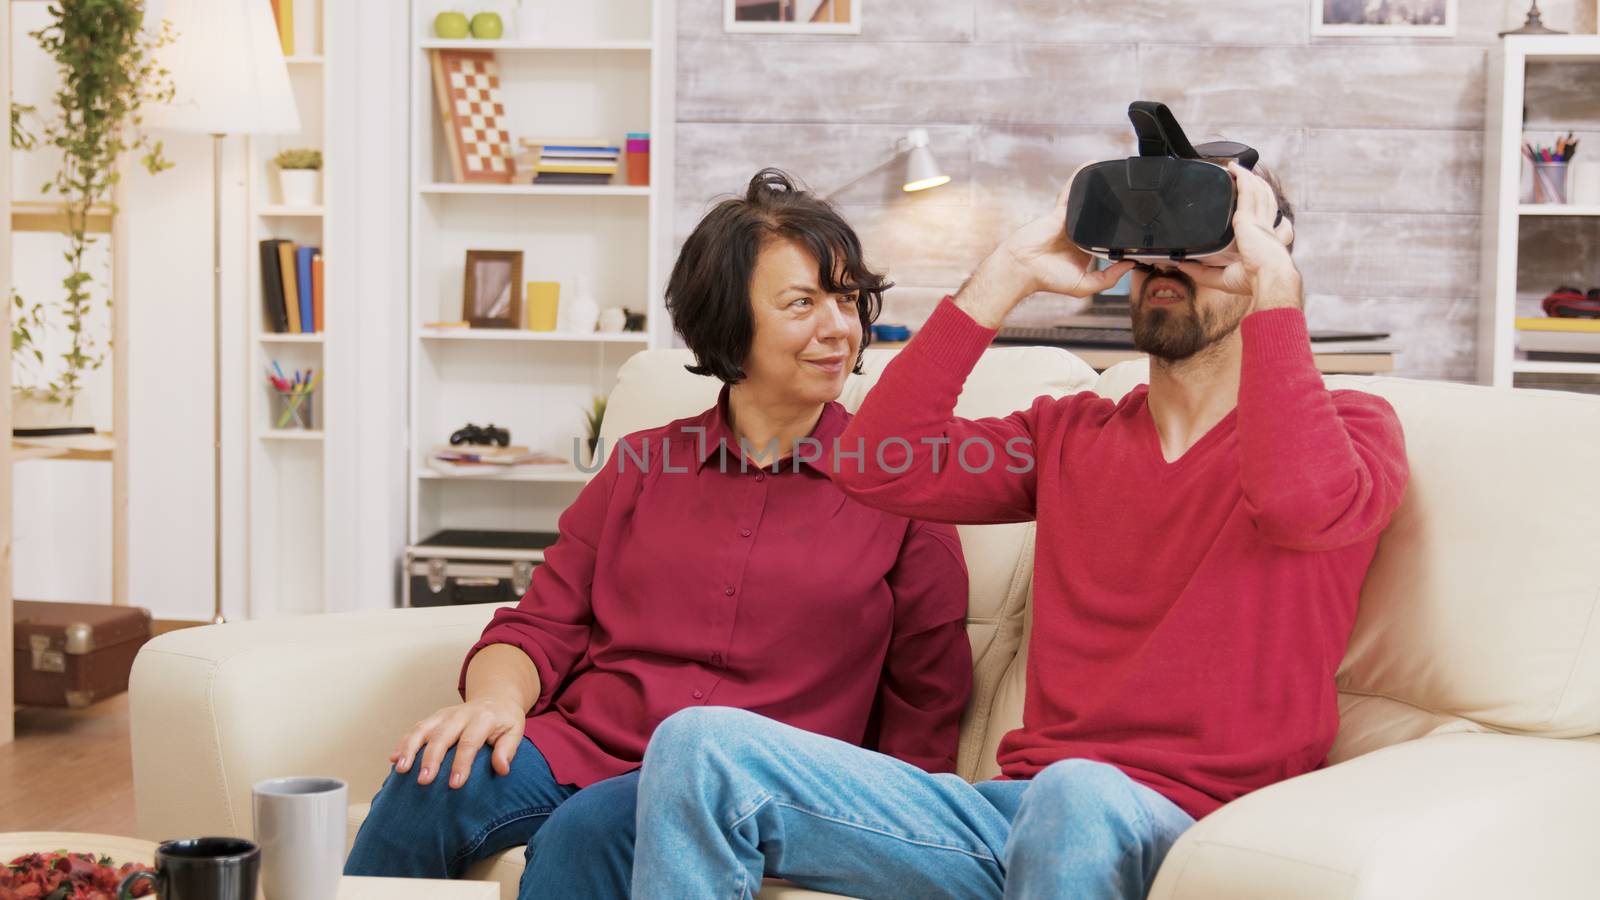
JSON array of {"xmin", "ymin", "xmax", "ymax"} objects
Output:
[
  {"xmin": 344, "ymin": 738, "xmax": 638, "ymax": 899},
  {"xmin": 632, "ymin": 708, "xmax": 1195, "ymax": 900}
]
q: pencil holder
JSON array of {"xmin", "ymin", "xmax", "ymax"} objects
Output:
[
  {"xmin": 1533, "ymin": 162, "xmax": 1569, "ymax": 204},
  {"xmin": 273, "ymin": 386, "xmax": 316, "ymax": 430}
]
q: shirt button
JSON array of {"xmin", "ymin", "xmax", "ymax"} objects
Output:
[
  {"xmin": 739, "ymin": 528, "xmax": 751, "ymax": 538},
  {"xmin": 755, "ymin": 472, "xmax": 765, "ymax": 482},
  {"xmin": 692, "ymin": 689, "xmax": 704, "ymax": 699},
  {"xmin": 711, "ymin": 653, "xmax": 723, "ymax": 666},
  {"xmin": 723, "ymin": 586, "xmax": 735, "ymax": 596}
]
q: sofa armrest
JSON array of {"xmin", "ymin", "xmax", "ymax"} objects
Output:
[
  {"xmin": 130, "ymin": 604, "xmax": 499, "ymax": 842},
  {"xmin": 1149, "ymin": 733, "xmax": 1600, "ymax": 900}
]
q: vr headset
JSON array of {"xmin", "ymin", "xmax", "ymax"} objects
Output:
[{"xmin": 1066, "ymin": 101, "xmax": 1277, "ymax": 263}]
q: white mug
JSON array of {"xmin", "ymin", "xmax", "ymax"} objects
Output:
[
  {"xmin": 252, "ymin": 776, "xmax": 348, "ymax": 900},
  {"xmin": 597, "ymin": 308, "xmax": 626, "ymax": 333}
]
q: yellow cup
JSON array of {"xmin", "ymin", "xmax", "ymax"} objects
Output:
[{"xmin": 525, "ymin": 281, "xmax": 560, "ymax": 331}]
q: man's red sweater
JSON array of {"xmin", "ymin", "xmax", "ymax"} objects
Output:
[{"xmin": 835, "ymin": 299, "xmax": 1409, "ymax": 819}]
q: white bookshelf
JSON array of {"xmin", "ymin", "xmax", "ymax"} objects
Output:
[
  {"xmin": 245, "ymin": 0, "xmax": 333, "ymax": 618},
  {"xmin": 1480, "ymin": 35, "xmax": 1600, "ymax": 387},
  {"xmin": 407, "ymin": 0, "xmax": 675, "ymax": 551}
]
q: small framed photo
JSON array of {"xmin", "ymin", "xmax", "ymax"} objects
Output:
[
  {"xmin": 725, "ymin": 0, "xmax": 861, "ymax": 34},
  {"xmin": 1313, "ymin": 0, "xmax": 1457, "ymax": 36},
  {"xmin": 462, "ymin": 250, "xmax": 523, "ymax": 329}
]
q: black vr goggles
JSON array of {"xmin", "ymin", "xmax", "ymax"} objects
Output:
[{"xmin": 1066, "ymin": 101, "xmax": 1274, "ymax": 263}]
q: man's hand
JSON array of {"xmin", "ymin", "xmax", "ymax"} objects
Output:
[
  {"xmin": 1176, "ymin": 161, "xmax": 1301, "ymax": 311},
  {"xmin": 956, "ymin": 174, "xmax": 1135, "ymax": 329}
]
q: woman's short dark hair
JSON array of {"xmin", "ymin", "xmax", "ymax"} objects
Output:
[{"xmin": 666, "ymin": 168, "xmax": 891, "ymax": 383}]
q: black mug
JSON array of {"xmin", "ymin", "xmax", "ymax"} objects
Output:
[{"xmin": 118, "ymin": 837, "xmax": 260, "ymax": 900}]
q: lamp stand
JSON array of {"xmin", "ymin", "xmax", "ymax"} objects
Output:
[{"xmin": 211, "ymin": 132, "xmax": 226, "ymax": 625}]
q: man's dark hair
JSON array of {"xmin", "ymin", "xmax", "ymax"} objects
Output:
[
  {"xmin": 666, "ymin": 168, "xmax": 891, "ymax": 383},
  {"xmin": 1253, "ymin": 163, "xmax": 1296, "ymax": 254}
]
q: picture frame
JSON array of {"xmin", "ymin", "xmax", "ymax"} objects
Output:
[
  {"xmin": 725, "ymin": 0, "xmax": 861, "ymax": 34},
  {"xmin": 1312, "ymin": 0, "xmax": 1457, "ymax": 36},
  {"xmin": 462, "ymin": 250, "xmax": 523, "ymax": 329}
]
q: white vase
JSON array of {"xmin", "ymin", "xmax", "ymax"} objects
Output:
[
  {"xmin": 514, "ymin": 5, "xmax": 545, "ymax": 40},
  {"xmin": 12, "ymin": 388, "xmax": 93, "ymax": 434},
  {"xmin": 562, "ymin": 287, "xmax": 599, "ymax": 333},
  {"xmin": 279, "ymin": 169, "xmax": 321, "ymax": 207}
]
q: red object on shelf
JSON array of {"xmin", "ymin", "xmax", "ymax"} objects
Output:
[{"xmin": 626, "ymin": 134, "xmax": 650, "ymax": 187}]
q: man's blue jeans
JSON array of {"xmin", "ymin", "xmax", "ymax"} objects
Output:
[
  {"xmin": 632, "ymin": 708, "xmax": 1195, "ymax": 900},
  {"xmin": 344, "ymin": 738, "xmax": 636, "ymax": 898}
]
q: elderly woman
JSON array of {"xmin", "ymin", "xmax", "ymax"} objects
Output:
[{"xmin": 345, "ymin": 169, "xmax": 972, "ymax": 898}]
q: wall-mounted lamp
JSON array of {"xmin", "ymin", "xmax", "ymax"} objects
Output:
[
  {"xmin": 901, "ymin": 128, "xmax": 951, "ymax": 192},
  {"xmin": 821, "ymin": 128, "xmax": 953, "ymax": 200}
]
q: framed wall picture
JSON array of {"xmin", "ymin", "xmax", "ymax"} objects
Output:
[
  {"xmin": 1312, "ymin": 0, "xmax": 1457, "ymax": 36},
  {"xmin": 462, "ymin": 250, "xmax": 523, "ymax": 329},
  {"xmin": 725, "ymin": 0, "xmax": 861, "ymax": 34}
]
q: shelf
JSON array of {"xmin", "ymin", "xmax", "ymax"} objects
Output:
[
  {"xmin": 418, "ymin": 328, "xmax": 647, "ymax": 344},
  {"xmin": 417, "ymin": 39, "xmax": 652, "ymax": 52},
  {"xmin": 259, "ymin": 205, "xmax": 326, "ymax": 217},
  {"xmin": 285, "ymin": 55, "xmax": 325, "ymax": 65},
  {"xmin": 1518, "ymin": 205, "xmax": 1600, "ymax": 217},
  {"xmin": 258, "ymin": 430, "xmax": 325, "ymax": 442},
  {"xmin": 261, "ymin": 333, "xmax": 324, "ymax": 344},
  {"xmin": 419, "ymin": 183, "xmax": 650, "ymax": 198},
  {"xmin": 418, "ymin": 465, "xmax": 591, "ymax": 484}
]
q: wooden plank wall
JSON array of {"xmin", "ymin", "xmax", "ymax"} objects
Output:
[{"xmin": 673, "ymin": 1, "xmax": 1600, "ymax": 381}]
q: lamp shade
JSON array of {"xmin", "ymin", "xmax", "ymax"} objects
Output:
[
  {"xmin": 902, "ymin": 129, "xmax": 950, "ymax": 192},
  {"xmin": 145, "ymin": 0, "xmax": 300, "ymax": 135}
]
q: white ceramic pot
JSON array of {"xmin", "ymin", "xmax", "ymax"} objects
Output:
[
  {"xmin": 12, "ymin": 388, "xmax": 93, "ymax": 434},
  {"xmin": 514, "ymin": 5, "xmax": 545, "ymax": 40},
  {"xmin": 279, "ymin": 169, "xmax": 321, "ymax": 207}
]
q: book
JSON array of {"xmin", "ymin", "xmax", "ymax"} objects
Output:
[
  {"xmin": 1516, "ymin": 316, "xmax": 1600, "ymax": 333},
  {"xmin": 277, "ymin": 0, "xmax": 293, "ymax": 56},
  {"xmin": 1519, "ymin": 330, "xmax": 1600, "ymax": 355},
  {"xmin": 278, "ymin": 241, "xmax": 301, "ymax": 334},
  {"xmin": 296, "ymin": 246, "xmax": 317, "ymax": 334},
  {"xmin": 534, "ymin": 162, "xmax": 619, "ymax": 175},
  {"xmin": 258, "ymin": 239, "xmax": 289, "ymax": 333},
  {"xmin": 312, "ymin": 251, "xmax": 324, "ymax": 333},
  {"xmin": 533, "ymin": 172, "xmax": 615, "ymax": 184}
]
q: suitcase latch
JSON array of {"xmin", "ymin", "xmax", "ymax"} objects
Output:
[
  {"xmin": 426, "ymin": 559, "xmax": 447, "ymax": 594},
  {"xmin": 29, "ymin": 635, "xmax": 65, "ymax": 674},
  {"xmin": 512, "ymin": 561, "xmax": 534, "ymax": 597}
]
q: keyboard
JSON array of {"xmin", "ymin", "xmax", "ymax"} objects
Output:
[{"xmin": 993, "ymin": 326, "xmax": 1136, "ymax": 349}]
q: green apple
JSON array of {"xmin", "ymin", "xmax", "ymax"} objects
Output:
[
  {"xmin": 470, "ymin": 12, "xmax": 504, "ymax": 39},
  {"xmin": 433, "ymin": 11, "xmax": 469, "ymax": 39}
]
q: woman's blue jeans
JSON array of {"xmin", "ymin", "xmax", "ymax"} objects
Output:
[
  {"xmin": 631, "ymin": 707, "xmax": 1196, "ymax": 900},
  {"xmin": 344, "ymin": 737, "xmax": 637, "ymax": 899}
]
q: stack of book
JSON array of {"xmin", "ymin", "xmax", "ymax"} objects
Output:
[
  {"xmin": 513, "ymin": 138, "xmax": 620, "ymax": 185},
  {"xmin": 1516, "ymin": 316, "xmax": 1600, "ymax": 359},
  {"xmin": 258, "ymin": 240, "xmax": 324, "ymax": 334}
]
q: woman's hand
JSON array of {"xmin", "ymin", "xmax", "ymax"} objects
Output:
[{"xmin": 390, "ymin": 696, "xmax": 527, "ymax": 789}]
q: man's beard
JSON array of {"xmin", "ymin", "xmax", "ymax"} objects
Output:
[{"xmin": 1131, "ymin": 270, "xmax": 1236, "ymax": 362}]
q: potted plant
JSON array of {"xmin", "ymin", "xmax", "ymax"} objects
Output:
[
  {"xmin": 273, "ymin": 147, "xmax": 322, "ymax": 207},
  {"xmin": 10, "ymin": 0, "xmax": 175, "ymax": 428}
]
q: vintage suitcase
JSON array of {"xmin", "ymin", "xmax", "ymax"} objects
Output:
[
  {"xmin": 13, "ymin": 600, "xmax": 153, "ymax": 708},
  {"xmin": 403, "ymin": 529, "xmax": 559, "ymax": 608}
]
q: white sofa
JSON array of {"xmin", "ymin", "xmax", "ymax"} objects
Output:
[{"xmin": 130, "ymin": 347, "xmax": 1600, "ymax": 899}]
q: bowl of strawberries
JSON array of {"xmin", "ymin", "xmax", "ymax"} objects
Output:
[{"xmin": 1, "ymin": 850, "xmax": 154, "ymax": 900}]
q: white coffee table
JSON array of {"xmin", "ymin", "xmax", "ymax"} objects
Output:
[{"xmin": 0, "ymin": 832, "xmax": 496, "ymax": 899}]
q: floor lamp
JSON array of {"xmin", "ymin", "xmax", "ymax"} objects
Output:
[{"xmin": 146, "ymin": 0, "xmax": 300, "ymax": 623}]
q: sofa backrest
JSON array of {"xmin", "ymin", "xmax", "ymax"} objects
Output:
[
  {"xmin": 601, "ymin": 347, "xmax": 1098, "ymax": 779},
  {"xmin": 1091, "ymin": 359, "xmax": 1600, "ymax": 765}
]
